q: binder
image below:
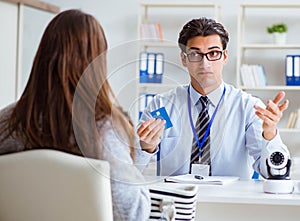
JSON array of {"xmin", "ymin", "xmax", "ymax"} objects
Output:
[
  {"xmin": 240, "ymin": 64, "xmax": 267, "ymax": 87},
  {"xmin": 154, "ymin": 53, "xmax": 164, "ymax": 83},
  {"xmin": 155, "ymin": 53, "xmax": 164, "ymax": 75},
  {"xmin": 138, "ymin": 93, "xmax": 155, "ymax": 119},
  {"xmin": 147, "ymin": 53, "xmax": 156, "ymax": 76},
  {"xmin": 139, "ymin": 93, "xmax": 155, "ymax": 119},
  {"xmin": 147, "ymin": 53, "xmax": 156, "ymax": 83},
  {"xmin": 139, "ymin": 93, "xmax": 147, "ymax": 119},
  {"xmin": 139, "ymin": 51, "xmax": 164, "ymax": 83},
  {"xmin": 139, "ymin": 51, "xmax": 148, "ymax": 83},
  {"xmin": 246, "ymin": 64, "xmax": 256, "ymax": 87},
  {"xmin": 146, "ymin": 94, "xmax": 155, "ymax": 106},
  {"xmin": 294, "ymin": 55, "xmax": 300, "ymax": 85},
  {"xmin": 286, "ymin": 55, "xmax": 294, "ymax": 85},
  {"xmin": 256, "ymin": 65, "xmax": 267, "ymax": 86}
]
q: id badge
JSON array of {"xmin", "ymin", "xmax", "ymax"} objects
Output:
[{"xmin": 191, "ymin": 164, "xmax": 210, "ymax": 176}]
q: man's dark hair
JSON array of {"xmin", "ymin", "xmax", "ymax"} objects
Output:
[{"xmin": 178, "ymin": 17, "xmax": 229, "ymax": 52}]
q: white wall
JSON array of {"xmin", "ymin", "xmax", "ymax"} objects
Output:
[
  {"xmin": 0, "ymin": 1, "xmax": 18, "ymax": 108},
  {"xmin": 42, "ymin": 0, "xmax": 299, "ymax": 109},
  {"xmin": 3, "ymin": 0, "xmax": 299, "ymax": 110},
  {"xmin": 3, "ymin": 0, "xmax": 300, "ymax": 153},
  {"xmin": 0, "ymin": 2, "xmax": 57, "ymax": 109},
  {"xmin": 20, "ymin": 6, "xmax": 55, "ymax": 98}
]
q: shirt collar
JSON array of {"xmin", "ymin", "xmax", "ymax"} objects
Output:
[{"xmin": 189, "ymin": 82, "xmax": 225, "ymax": 108}]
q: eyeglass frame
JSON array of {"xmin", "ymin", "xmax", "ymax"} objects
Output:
[{"xmin": 183, "ymin": 50, "xmax": 225, "ymax": 62}]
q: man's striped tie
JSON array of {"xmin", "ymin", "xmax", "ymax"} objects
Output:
[{"xmin": 190, "ymin": 96, "xmax": 211, "ymax": 171}]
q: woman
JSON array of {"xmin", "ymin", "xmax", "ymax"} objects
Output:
[{"xmin": 0, "ymin": 9, "xmax": 150, "ymax": 220}]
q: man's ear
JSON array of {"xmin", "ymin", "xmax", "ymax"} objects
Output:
[
  {"xmin": 180, "ymin": 52, "xmax": 187, "ymax": 67},
  {"xmin": 223, "ymin": 49, "xmax": 228, "ymax": 65}
]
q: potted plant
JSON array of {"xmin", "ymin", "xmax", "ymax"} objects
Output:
[{"xmin": 267, "ymin": 23, "xmax": 288, "ymax": 44}]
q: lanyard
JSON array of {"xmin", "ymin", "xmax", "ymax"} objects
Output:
[{"xmin": 187, "ymin": 85, "xmax": 226, "ymax": 154}]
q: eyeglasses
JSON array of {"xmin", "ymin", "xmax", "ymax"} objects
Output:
[{"xmin": 183, "ymin": 50, "xmax": 224, "ymax": 62}]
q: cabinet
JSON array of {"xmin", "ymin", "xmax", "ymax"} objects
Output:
[
  {"xmin": 236, "ymin": 4, "xmax": 300, "ymax": 152},
  {"xmin": 135, "ymin": 2, "xmax": 220, "ymax": 125},
  {"xmin": 0, "ymin": 0, "xmax": 59, "ymax": 109}
]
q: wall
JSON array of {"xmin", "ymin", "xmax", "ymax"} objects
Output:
[
  {"xmin": 41, "ymin": 0, "xmax": 299, "ymax": 110},
  {"xmin": 20, "ymin": 6, "xmax": 55, "ymax": 98},
  {"xmin": 0, "ymin": 0, "xmax": 58, "ymax": 109},
  {"xmin": 0, "ymin": 1, "xmax": 18, "ymax": 108},
  {"xmin": 2, "ymin": 0, "xmax": 300, "ymax": 154}
]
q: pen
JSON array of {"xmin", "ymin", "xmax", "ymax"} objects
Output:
[{"xmin": 194, "ymin": 175, "xmax": 204, "ymax": 180}]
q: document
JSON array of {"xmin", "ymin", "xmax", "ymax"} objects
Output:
[{"xmin": 165, "ymin": 174, "xmax": 239, "ymax": 185}]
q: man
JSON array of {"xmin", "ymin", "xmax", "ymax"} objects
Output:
[{"xmin": 136, "ymin": 17, "xmax": 289, "ymax": 179}]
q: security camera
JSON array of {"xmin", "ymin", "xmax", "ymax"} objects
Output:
[
  {"xmin": 266, "ymin": 151, "xmax": 291, "ymax": 179},
  {"xmin": 263, "ymin": 150, "xmax": 294, "ymax": 194}
]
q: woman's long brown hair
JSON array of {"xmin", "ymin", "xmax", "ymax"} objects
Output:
[{"xmin": 0, "ymin": 9, "xmax": 135, "ymax": 158}]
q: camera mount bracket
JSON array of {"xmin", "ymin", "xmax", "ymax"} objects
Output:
[{"xmin": 263, "ymin": 158, "xmax": 294, "ymax": 194}]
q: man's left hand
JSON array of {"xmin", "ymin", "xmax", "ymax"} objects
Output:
[{"xmin": 254, "ymin": 91, "xmax": 289, "ymax": 140}]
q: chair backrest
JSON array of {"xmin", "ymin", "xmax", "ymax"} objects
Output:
[{"xmin": 0, "ymin": 149, "xmax": 113, "ymax": 221}]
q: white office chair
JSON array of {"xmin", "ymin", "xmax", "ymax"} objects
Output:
[{"xmin": 0, "ymin": 149, "xmax": 113, "ymax": 221}]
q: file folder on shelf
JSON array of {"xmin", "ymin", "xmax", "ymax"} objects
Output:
[
  {"xmin": 138, "ymin": 93, "xmax": 146, "ymax": 119},
  {"xmin": 154, "ymin": 53, "xmax": 164, "ymax": 83},
  {"xmin": 285, "ymin": 55, "xmax": 300, "ymax": 86},
  {"xmin": 139, "ymin": 93, "xmax": 155, "ymax": 119},
  {"xmin": 286, "ymin": 55, "xmax": 294, "ymax": 86},
  {"xmin": 139, "ymin": 51, "xmax": 148, "ymax": 77},
  {"xmin": 294, "ymin": 55, "xmax": 300, "ymax": 85},
  {"xmin": 139, "ymin": 51, "xmax": 164, "ymax": 83},
  {"xmin": 147, "ymin": 52, "xmax": 156, "ymax": 83}
]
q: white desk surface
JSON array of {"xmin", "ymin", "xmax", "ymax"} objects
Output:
[
  {"xmin": 196, "ymin": 179, "xmax": 300, "ymax": 206},
  {"xmin": 147, "ymin": 177, "xmax": 300, "ymax": 220}
]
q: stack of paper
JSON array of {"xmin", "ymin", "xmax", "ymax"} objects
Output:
[
  {"xmin": 140, "ymin": 23, "xmax": 163, "ymax": 41},
  {"xmin": 240, "ymin": 64, "xmax": 267, "ymax": 87},
  {"xmin": 165, "ymin": 174, "xmax": 239, "ymax": 185}
]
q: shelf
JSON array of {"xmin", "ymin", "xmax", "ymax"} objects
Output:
[
  {"xmin": 139, "ymin": 40, "xmax": 177, "ymax": 48},
  {"xmin": 135, "ymin": 2, "xmax": 220, "ymax": 124},
  {"xmin": 139, "ymin": 83, "xmax": 179, "ymax": 89},
  {"xmin": 2, "ymin": 0, "xmax": 60, "ymax": 13},
  {"xmin": 240, "ymin": 86, "xmax": 300, "ymax": 90},
  {"xmin": 241, "ymin": 3, "xmax": 300, "ymax": 8},
  {"xmin": 279, "ymin": 128, "xmax": 300, "ymax": 133},
  {"xmin": 141, "ymin": 2, "xmax": 220, "ymax": 8},
  {"xmin": 241, "ymin": 44, "xmax": 300, "ymax": 49},
  {"xmin": 237, "ymin": 3, "xmax": 300, "ymax": 146}
]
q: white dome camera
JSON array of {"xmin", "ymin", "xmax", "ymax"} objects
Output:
[{"xmin": 263, "ymin": 151, "xmax": 294, "ymax": 194}]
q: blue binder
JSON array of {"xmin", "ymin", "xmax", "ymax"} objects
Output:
[
  {"xmin": 294, "ymin": 55, "xmax": 300, "ymax": 85},
  {"xmin": 138, "ymin": 93, "xmax": 155, "ymax": 119},
  {"xmin": 286, "ymin": 55, "xmax": 294, "ymax": 85},
  {"xmin": 147, "ymin": 52, "xmax": 156, "ymax": 83},
  {"xmin": 139, "ymin": 51, "xmax": 164, "ymax": 83},
  {"xmin": 154, "ymin": 53, "xmax": 164, "ymax": 83},
  {"xmin": 139, "ymin": 51, "xmax": 148, "ymax": 83}
]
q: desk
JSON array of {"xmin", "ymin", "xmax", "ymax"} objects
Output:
[{"xmin": 195, "ymin": 180, "xmax": 300, "ymax": 221}]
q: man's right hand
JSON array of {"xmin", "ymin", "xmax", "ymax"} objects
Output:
[{"xmin": 137, "ymin": 118, "xmax": 165, "ymax": 153}]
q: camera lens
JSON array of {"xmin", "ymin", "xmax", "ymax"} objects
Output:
[{"xmin": 270, "ymin": 151, "xmax": 284, "ymax": 166}]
